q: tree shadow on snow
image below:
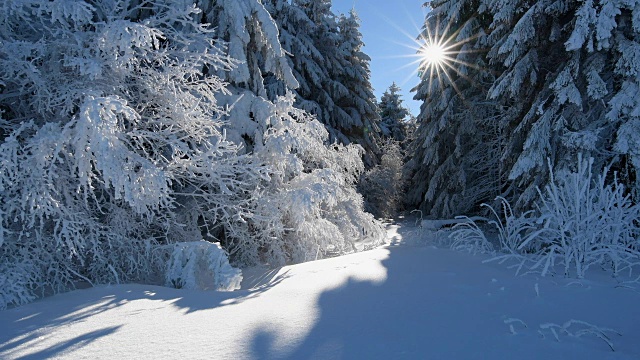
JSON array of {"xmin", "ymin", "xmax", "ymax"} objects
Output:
[
  {"xmin": 249, "ymin": 223, "xmax": 455, "ymax": 359},
  {"xmin": 3, "ymin": 326, "xmax": 122, "ymax": 360},
  {"xmin": 249, "ymin": 221, "xmax": 640, "ymax": 360},
  {"xmin": 0, "ymin": 268, "xmax": 290, "ymax": 359}
]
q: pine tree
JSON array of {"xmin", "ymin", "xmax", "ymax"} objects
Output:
[
  {"xmin": 486, "ymin": 0, "xmax": 640, "ymax": 209},
  {"xmin": 265, "ymin": 1, "xmax": 381, "ymax": 165},
  {"xmin": 378, "ymin": 82, "xmax": 411, "ymax": 142},
  {"xmin": 406, "ymin": 0, "xmax": 502, "ymax": 217}
]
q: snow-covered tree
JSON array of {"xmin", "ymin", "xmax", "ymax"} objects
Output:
[
  {"xmin": 378, "ymin": 82, "xmax": 411, "ymax": 142},
  {"xmin": 359, "ymin": 141, "xmax": 406, "ymax": 219},
  {"xmin": 406, "ymin": 0, "xmax": 502, "ymax": 217},
  {"xmin": 408, "ymin": 0, "xmax": 640, "ymax": 216},
  {"xmin": 264, "ymin": 1, "xmax": 381, "ymax": 166},
  {"xmin": 196, "ymin": 0, "xmax": 298, "ymax": 99},
  {"xmin": 196, "ymin": 0, "xmax": 386, "ymax": 265},
  {"xmin": 335, "ymin": 9, "xmax": 381, "ymax": 165},
  {"xmin": 0, "ymin": 0, "xmax": 265, "ymax": 308},
  {"xmin": 485, "ymin": 0, "xmax": 640, "ymax": 209},
  {"xmin": 237, "ymin": 93, "xmax": 384, "ymax": 265},
  {"xmin": 0, "ymin": 0, "xmax": 385, "ymax": 309}
]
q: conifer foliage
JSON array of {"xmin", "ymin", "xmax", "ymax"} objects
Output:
[
  {"xmin": 378, "ymin": 82, "xmax": 411, "ymax": 142},
  {"xmin": 408, "ymin": 0, "xmax": 640, "ymax": 216},
  {"xmin": 407, "ymin": 0, "xmax": 501, "ymax": 217},
  {"xmin": 264, "ymin": 0, "xmax": 381, "ymax": 165}
]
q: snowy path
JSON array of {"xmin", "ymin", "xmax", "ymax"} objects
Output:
[{"xmin": 1, "ymin": 223, "xmax": 639, "ymax": 359}]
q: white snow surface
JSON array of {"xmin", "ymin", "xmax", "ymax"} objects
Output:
[{"xmin": 1, "ymin": 221, "xmax": 639, "ymax": 359}]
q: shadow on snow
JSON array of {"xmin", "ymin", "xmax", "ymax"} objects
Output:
[
  {"xmin": 248, "ymin": 223, "xmax": 640, "ymax": 359},
  {"xmin": 0, "ymin": 268, "xmax": 289, "ymax": 358}
]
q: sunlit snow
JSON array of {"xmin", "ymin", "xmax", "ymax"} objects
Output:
[{"xmin": 1, "ymin": 221, "xmax": 638, "ymax": 359}]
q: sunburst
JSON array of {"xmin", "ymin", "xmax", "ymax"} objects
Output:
[
  {"xmin": 386, "ymin": 10, "xmax": 485, "ymax": 100},
  {"xmin": 420, "ymin": 42, "xmax": 448, "ymax": 67},
  {"xmin": 417, "ymin": 13, "xmax": 490, "ymax": 102}
]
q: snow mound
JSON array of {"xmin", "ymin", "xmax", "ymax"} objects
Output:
[{"xmin": 165, "ymin": 241, "xmax": 242, "ymax": 291}]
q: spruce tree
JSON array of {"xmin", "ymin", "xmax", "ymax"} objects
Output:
[
  {"xmin": 265, "ymin": 1, "xmax": 381, "ymax": 165},
  {"xmin": 486, "ymin": 0, "xmax": 640, "ymax": 208},
  {"xmin": 409, "ymin": 0, "xmax": 640, "ymax": 215},
  {"xmin": 378, "ymin": 82, "xmax": 411, "ymax": 142},
  {"xmin": 406, "ymin": 0, "xmax": 501, "ymax": 217},
  {"xmin": 335, "ymin": 10, "xmax": 382, "ymax": 165}
]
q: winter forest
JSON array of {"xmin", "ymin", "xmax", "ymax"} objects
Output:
[{"xmin": 1, "ymin": 0, "xmax": 640, "ymax": 358}]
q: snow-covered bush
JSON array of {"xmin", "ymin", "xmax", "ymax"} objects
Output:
[
  {"xmin": 449, "ymin": 197, "xmax": 538, "ymax": 256},
  {"xmin": 223, "ymin": 93, "xmax": 386, "ymax": 266},
  {"xmin": 0, "ymin": 0, "xmax": 265, "ymax": 309},
  {"xmin": 191, "ymin": 0, "xmax": 386, "ymax": 267},
  {"xmin": 0, "ymin": 0, "xmax": 387, "ymax": 309},
  {"xmin": 164, "ymin": 241, "xmax": 242, "ymax": 291},
  {"xmin": 359, "ymin": 141, "xmax": 405, "ymax": 219},
  {"xmin": 526, "ymin": 156, "xmax": 640, "ymax": 278},
  {"xmin": 452, "ymin": 156, "xmax": 640, "ymax": 279}
]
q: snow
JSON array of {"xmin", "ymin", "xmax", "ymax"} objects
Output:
[{"xmin": 1, "ymin": 221, "xmax": 639, "ymax": 359}]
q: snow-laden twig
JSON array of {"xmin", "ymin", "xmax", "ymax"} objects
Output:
[
  {"xmin": 504, "ymin": 318, "xmax": 528, "ymax": 335},
  {"xmin": 539, "ymin": 320, "xmax": 622, "ymax": 351},
  {"xmin": 449, "ymin": 216, "xmax": 494, "ymax": 255}
]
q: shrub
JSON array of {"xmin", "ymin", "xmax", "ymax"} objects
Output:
[
  {"xmin": 0, "ymin": 0, "xmax": 262, "ymax": 309},
  {"xmin": 451, "ymin": 155, "xmax": 640, "ymax": 279},
  {"xmin": 525, "ymin": 156, "xmax": 640, "ymax": 278},
  {"xmin": 359, "ymin": 141, "xmax": 405, "ymax": 219}
]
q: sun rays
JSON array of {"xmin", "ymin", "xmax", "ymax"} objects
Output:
[
  {"xmin": 382, "ymin": 8, "xmax": 486, "ymax": 101},
  {"xmin": 420, "ymin": 42, "xmax": 447, "ymax": 67}
]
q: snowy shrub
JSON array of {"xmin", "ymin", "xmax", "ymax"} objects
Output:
[
  {"xmin": 359, "ymin": 141, "xmax": 405, "ymax": 219},
  {"xmin": 0, "ymin": 0, "xmax": 387, "ymax": 309},
  {"xmin": 449, "ymin": 197, "xmax": 539, "ymax": 257},
  {"xmin": 0, "ymin": 0, "xmax": 266, "ymax": 309},
  {"xmin": 523, "ymin": 156, "xmax": 640, "ymax": 278},
  {"xmin": 164, "ymin": 241, "xmax": 242, "ymax": 291},
  {"xmin": 223, "ymin": 93, "xmax": 386, "ymax": 266},
  {"xmin": 449, "ymin": 217, "xmax": 494, "ymax": 255},
  {"xmin": 454, "ymin": 156, "xmax": 640, "ymax": 279}
]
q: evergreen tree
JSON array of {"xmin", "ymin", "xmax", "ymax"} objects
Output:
[
  {"xmin": 408, "ymin": 0, "xmax": 640, "ymax": 215},
  {"xmin": 265, "ymin": 1, "xmax": 381, "ymax": 166},
  {"xmin": 196, "ymin": 0, "xmax": 298, "ymax": 99},
  {"xmin": 486, "ymin": 0, "xmax": 640, "ymax": 209},
  {"xmin": 335, "ymin": 10, "xmax": 381, "ymax": 165},
  {"xmin": 406, "ymin": 0, "xmax": 502, "ymax": 217},
  {"xmin": 378, "ymin": 82, "xmax": 411, "ymax": 142}
]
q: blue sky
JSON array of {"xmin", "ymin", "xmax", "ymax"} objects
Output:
[{"xmin": 332, "ymin": 1, "xmax": 428, "ymax": 116}]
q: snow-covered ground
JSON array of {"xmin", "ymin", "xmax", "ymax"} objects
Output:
[{"xmin": 1, "ymin": 221, "xmax": 639, "ymax": 359}]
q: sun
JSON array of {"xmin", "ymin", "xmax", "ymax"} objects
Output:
[
  {"xmin": 378, "ymin": 9, "xmax": 485, "ymax": 98},
  {"xmin": 420, "ymin": 42, "xmax": 447, "ymax": 68}
]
